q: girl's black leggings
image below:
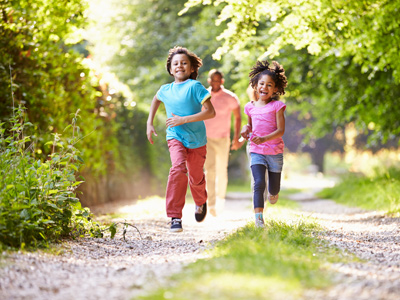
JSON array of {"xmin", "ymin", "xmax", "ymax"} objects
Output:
[{"xmin": 251, "ymin": 164, "xmax": 281, "ymax": 209}]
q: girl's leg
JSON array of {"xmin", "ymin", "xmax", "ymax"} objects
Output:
[
  {"xmin": 247, "ymin": 144, "xmax": 268, "ymax": 202},
  {"xmin": 186, "ymin": 144, "xmax": 207, "ymax": 207},
  {"xmin": 251, "ymin": 164, "xmax": 267, "ymax": 212},
  {"xmin": 166, "ymin": 139, "xmax": 189, "ymax": 219},
  {"xmin": 266, "ymin": 153, "xmax": 283, "ymax": 204},
  {"xmin": 268, "ymin": 171, "xmax": 281, "ymax": 195}
]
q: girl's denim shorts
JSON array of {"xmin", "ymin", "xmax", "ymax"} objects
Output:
[{"xmin": 250, "ymin": 152, "xmax": 284, "ymax": 173}]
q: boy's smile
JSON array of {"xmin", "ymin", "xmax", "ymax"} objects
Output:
[{"xmin": 170, "ymin": 54, "xmax": 194, "ymax": 83}]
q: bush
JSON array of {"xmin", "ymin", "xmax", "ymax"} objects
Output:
[{"xmin": 0, "ymin": 107, "xmax": 102, "ymax": 249}]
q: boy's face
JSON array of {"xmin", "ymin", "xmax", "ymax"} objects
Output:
[{"xmin": 170, "ymin": 54, "xmax": 194, "ymax": 83}]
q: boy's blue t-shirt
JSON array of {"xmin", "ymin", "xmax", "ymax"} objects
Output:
[{"xmin": 156, "ymin": 79, "xmax": 211, "ymax": 149}]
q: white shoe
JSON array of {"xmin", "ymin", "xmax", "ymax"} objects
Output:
[{"xmin": 255, "ymin": 217, "xmax": 265, "ymax": 228}]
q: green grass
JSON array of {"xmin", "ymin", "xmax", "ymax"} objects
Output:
[
  {"xmin": 137, "ymin": 207, "xmax": 348, "ymax": 300},
  {"xmin": 317, "ymin": 167, "xmax": 400, "ymax": 214}
]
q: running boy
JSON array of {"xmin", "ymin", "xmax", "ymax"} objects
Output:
[{"xmin": 146, "ymin": 46, "xmax": 215, "ymax": 232}]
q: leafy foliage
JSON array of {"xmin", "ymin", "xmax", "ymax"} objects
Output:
[
  {"xmin": 182, "ymin": 0, "xmax": 400, "ymax": 144},
  {"xmin": 1, "ymin": 0, "xmax": 159, "ymax": 204},
  {"xmin": 0, "ymin": 0, "xmax": 120, "ymax": 181},
  {"xmin": 0, "ymin": 107, "xmax": 104, "ymax": 249}
]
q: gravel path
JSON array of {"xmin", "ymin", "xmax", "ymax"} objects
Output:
[
  {"xmin": 0, "ymin": 197, "xmax": 252, "ymax": 300},
  {"xmin": 295, "ymin": 196, "xmax": 400, "ymax": 300},
  {"xmin": 1, "ymin": 175, "xmax": 400, "ymax": 300}
]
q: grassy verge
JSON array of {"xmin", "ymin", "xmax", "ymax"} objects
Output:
[
  {"xmin": 317, "ymin": 167, "xmax": 400, "ymax": 214},
  {"xmin": 137, "ymin": 198, "xmax": 348, "ymax": 300}
]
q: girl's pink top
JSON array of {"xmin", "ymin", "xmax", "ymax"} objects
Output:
[{"xmin": 244, "ymin": 100, "xmax": 286, "ymax": 155}]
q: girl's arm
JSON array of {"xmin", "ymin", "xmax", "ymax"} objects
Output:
[
  {"xmin": 146, "ymin": 95, "xmax": 162, "ymax": 144},
  {"xmin": 240, "ymin": 116, "xmax": 253, "ymax": 140},
  {"xmin": 165, "ymin": 99, "xmax": 215, "ymax": 128},
  {"xmin": 251, "ymin": 108, "xmax": 285, "ymax": 145}
]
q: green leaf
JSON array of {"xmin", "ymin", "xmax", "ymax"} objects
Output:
[
  {"xmin": 109, "ymin": 223, "xmax": 117, "ymax": 239},
  {"xmin": 71, "ymin": 181, "xmax": 84, "ymax": 187},
  {"xmin": 69, "ymin": 164, "xmax": 79, "ymax": 172},
  {"xmin": 20, "ymin": 209, "xmax": 30, "ymax": 220},
  {"xmin": 63, "ymin": 124, "xmax": 72, "ymax": 132}
]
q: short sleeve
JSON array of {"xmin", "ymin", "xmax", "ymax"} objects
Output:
[
  {"xmin": 156, "ymin": 85, "xmax": 166, "ymax": 102},
  {"xmin": 244, "ymin": 102, "xmax": 251, "ymax": 116},
  {"xmin": 275, "ymin": 101, "xmax": 286, "ymax": 113},
  {"xmin": 194, "ymin": 81, "xmax": 211, "ymax": 104},
  {"xmin": 230, "ymin": 93, "xmax": 240, "ymax": 110}
]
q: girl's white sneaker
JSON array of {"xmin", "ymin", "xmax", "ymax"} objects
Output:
[{"xmin": 255, "ymin": 217, "xmax": 265, "ymax": 228}]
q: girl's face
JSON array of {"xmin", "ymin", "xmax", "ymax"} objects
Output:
[
  {"xmin": 256, "ymin": 74, "xmax": 278, "ymax": 101},
  {"xmin": 170, "ymin": 54, "xmax": 194, "ymax": 83}
]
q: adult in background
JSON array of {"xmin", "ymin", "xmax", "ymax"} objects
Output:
[{"xmin": 204, "ymin": 69, "xmax": 243, "ymax": 217}]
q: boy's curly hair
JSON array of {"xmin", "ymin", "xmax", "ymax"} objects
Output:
[
  {"xmin": 166, "ymin": 46, "xmax": 202, "ymax": 80},
  {"xmin": 249, "ymin": 60, "xmax": 287, "ymax": 96}
]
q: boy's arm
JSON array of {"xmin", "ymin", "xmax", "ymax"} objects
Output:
[
  {"xmin": 146, "ymin": 95, "xmax": 162, "ymax": 144},
  {"xmin": 165, "ymin": 98, "xmax": 215, "ymax": 128}
]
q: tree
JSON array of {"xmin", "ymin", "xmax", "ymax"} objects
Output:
[{"xmin": 182, "ymin": 0, "xmax": 400, "ymax": 143}]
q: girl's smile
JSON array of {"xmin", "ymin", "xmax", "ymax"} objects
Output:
[
  {"xmin": 256, "ymin": 74, "xmax": 278, "ymax": 102},
  {"xmin": 170, "ymin": 54, "xmax": 194, "ymax": 83}
]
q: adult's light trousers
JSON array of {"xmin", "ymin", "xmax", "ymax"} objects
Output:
[{"xmin": 204, "ymin": 137, "xmax": 230, "ymax": 209}]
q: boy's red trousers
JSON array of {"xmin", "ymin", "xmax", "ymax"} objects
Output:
[{"xmin": 166, "ymin": 139, "xmax": 207, "ymax": 219}]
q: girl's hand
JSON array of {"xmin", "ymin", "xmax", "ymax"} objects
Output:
[
  {"xmin": 166, "ymin": 113, "xmax": 186, "ymax": 128},
  {"xmin": 146, "ymin": 124, "xmax": 158, "ymax": 144},
  {"xmin": 240, "ymin": 125, "xmax": 251, "ymax": 140},
  {"xmin": 251, "ymin": 135, "xmax": 267, "ymax": 145}
]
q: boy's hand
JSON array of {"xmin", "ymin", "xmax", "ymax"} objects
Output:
[
  {"xmin": 146, "ymin": 124, "xmax": 158, "ymax": 144},
  {"xmin": 166, "ymin": 113, "xmax": 185, "ymax": 128}
]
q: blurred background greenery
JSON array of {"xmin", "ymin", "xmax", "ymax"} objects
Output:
[{"xmin": 1, "ymin": 0, "xmax": 400, "ymax": 207}]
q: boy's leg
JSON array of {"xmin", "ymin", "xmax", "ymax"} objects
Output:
[
  {"xmin": 166, "ymin": 139, "xmax": 189, "ymax": 219},
  {"xmin": 187, "ymin": 145, "xmax": 207, "ymax": 206}
]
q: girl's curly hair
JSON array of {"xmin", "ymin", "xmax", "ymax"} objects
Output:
[
  {"xmin": 166, "ymin": 46, "xmax": 203, "ymax": 80},
  {"xmin": 249, "ymin": 60, "xmax": 287, "ymax": 97}
]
